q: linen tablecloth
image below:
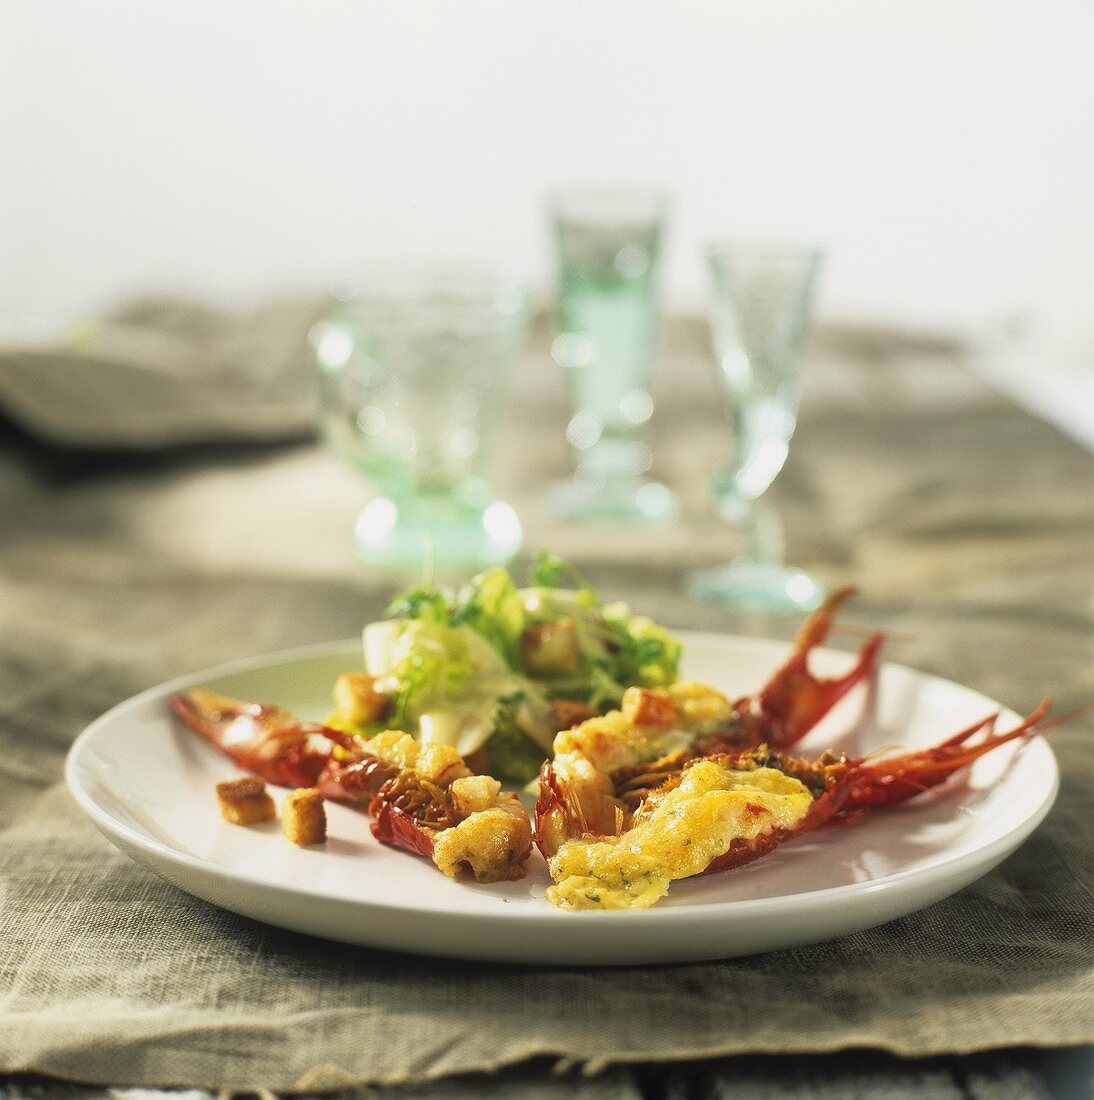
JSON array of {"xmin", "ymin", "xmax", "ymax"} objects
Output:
[{"xmin": 1, "ymin": 322, "xmax": 1091, "ymax": 1091}]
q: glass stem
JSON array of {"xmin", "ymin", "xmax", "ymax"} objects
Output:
[
  {"xmin": 576, "ymin": 432, "xmax": 640, "ymax": 488},
  {"xmin": 721, "ymin": 496, "xmax": 785, "ymax": 568}
]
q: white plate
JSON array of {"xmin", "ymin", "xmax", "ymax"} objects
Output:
[{"xmin": 65, "ymin": 633, "xmax": 1058, "ymax": 966}]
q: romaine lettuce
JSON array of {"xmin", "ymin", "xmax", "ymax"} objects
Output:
[
  {"xmin": 451, "ymin": 567, "xmax": 526, "ymax": 668},
  {"xmin": 364, "ymin": 617, "xmax": 553, "ymax": 757}
]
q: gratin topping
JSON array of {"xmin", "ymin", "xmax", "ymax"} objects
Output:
[{"xmin": 546, "ymin": 761, "xmax": 813, "ymax": 910}]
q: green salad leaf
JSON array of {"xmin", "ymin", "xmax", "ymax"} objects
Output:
[
  {"xmin": 602, "ymin": 605, "xmax": 683, "ymax": 691},
  {"xmin": 364, "ymin": 617, "xmax": 547, "ymax": 756},
  {"xmin": 518, "ymin": 566, "xmax": 682, "ymax": 707},
  {"xmin": 484, "ymin": 700, "xmax": 549, "ymax": 786},
  {"xmin": 451, "ymin": 567, "xmax": 525, "ymax": 668},
  {"xmin": 526, "ymin": 550, "xmax": 593, "ymax": 594},
  {"xmin": 384, "ymin": 583, "xmax": 452, "ymax": 624}
]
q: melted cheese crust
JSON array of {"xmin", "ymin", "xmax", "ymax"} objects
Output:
[
  {"xmin": 550, "ymin": 683, "xmax": 735, "ymax": 802},
  {"xmin": 666, "ymin": 681, "xmax": 736, "ymax": 733},
  {"xmin": 367, "ymin": 731, "xmax": 471, "ymax": 786},
  {"xmin": 433, "ymin": 798, "xmax": 532, "ymax": 882},
  {"xmin": 546, "ymin": 761, "xmax": 813, "ymax": 910}
]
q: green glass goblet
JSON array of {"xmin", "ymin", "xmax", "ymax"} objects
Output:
[
  {"xmin": 688, "ymin": 241, "xmax": 826, "ymax": 612},
  {"xmin": 312, "ymin": 266, "xmax": 528, "ymax": 573},
  {"xmin": 547, "ymin": 186, "xmax": 678, "ymax": 524}
]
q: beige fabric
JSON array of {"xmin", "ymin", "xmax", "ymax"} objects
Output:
[
  {"xmin": 0, "ymin": 328, "xmax": 1091, "ymax": 1091},
  {"xmin": 0, "ymin": 297, "xmax": 320, "ymax": 447}
]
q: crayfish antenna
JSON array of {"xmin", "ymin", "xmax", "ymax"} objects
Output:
[
  {"xmin": 933, "ymin": 712, "xmax": 1000, "ymax": 750},
  {"xmin": 929, "ymin": 699, "xmax": 1051, "ymax": 772},
  {"xmin": 1036, "ymin": 700, "xmax": 1094, "ymax": 732},
  {"xmin": 825, "ymin": 699, "xmax": 1052, "ymax": 819}
]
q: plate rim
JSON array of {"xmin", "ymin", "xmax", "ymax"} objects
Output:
[{"xmin": 65, "ymin": 632, "xmax": 1060, "ymax": 928}]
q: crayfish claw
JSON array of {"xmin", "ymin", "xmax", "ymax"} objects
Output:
[
  {"xmin": 751, "ymin": 619, "xmax": 883, "ymax": 752},
  {"xmin": 793, "ymin": 585, "xmax": 859, "ymax": 652}
]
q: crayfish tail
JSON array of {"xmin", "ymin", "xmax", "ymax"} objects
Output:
[{"xmin": 169, "ymin": 687, "xmax": 357, "ymax": 789}]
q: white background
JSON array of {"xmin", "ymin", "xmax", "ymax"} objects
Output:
[{"xmin": 2, "ymin": 0, "xmax": 1093, "ymax": 358}]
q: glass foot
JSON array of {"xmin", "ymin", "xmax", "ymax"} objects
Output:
[
  {"xmin": 353, "ymin": 495, "xmax": 522, "ymax": 574},
  {"xmin": 548, "ymin": 476, "xmax": 678, "ymax": 525},
  {"xmin": 688, "ymin": 560, "xmax": 825, "ymax": 612}
]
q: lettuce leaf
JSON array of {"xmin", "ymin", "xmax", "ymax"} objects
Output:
[
  {"xmin": 518, "ymin": 579, "xmax": 682, "ymax": 707},
  {"xmin": 484, "ymin": 702, "xmax": 550, "ymax": 786},
  {"xmin": 526, "ymin": 550, "xmax": 593, "ymax": 593},
  {"xmin": 452, "ymin": 567, "xmax": 526, "ymax": 668},
  {"xmin": 384, "ymin": 583, "xmax": 452, "ymax": 623},
  {"xmin": 363, "ymin": 617, "xmax": 553, "ymax": 756},
  {"xmin": 602, "ymin": 604, "xmax": 683, "ymax": 690}
]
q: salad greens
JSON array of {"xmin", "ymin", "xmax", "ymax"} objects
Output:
[
  {"xmin": 484, "ymin": 699, "xmax": 553, "ymax": 786},
  {"xmin": 359, "ymin": 553, "xmax": 682, "ymax": 785}
]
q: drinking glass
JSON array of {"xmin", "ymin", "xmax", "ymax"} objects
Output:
[
  {"xmin": 547, "ymin": 186, "xmax": 678, "ymax": 523},
  {"xmin": 688, "ymin": 241, "xmax": 825, "ymax": 611},
  {"xmin": 312, "ymin": 265, "xmax": 528, "ymax": 573}
]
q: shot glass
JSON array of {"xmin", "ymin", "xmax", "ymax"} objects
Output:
[
  {"xmin": 547, "ymin": 186, "xmax": 678, "ymax": 524},
  {"xmin": 312, "ymin": 265, "xmax": 528, "ymax": 573}
]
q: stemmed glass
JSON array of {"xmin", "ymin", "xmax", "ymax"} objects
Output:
[
  {"xmin": 688, "ymin": 241, "xmax": 826, "ymax": 611},
  {"xmin": 547, "ymin": 186, "xmax": 678, "ymax": 524},
  {"xmin": 312, "ymin": 265, "xmax": 528, "ymax": 573}
]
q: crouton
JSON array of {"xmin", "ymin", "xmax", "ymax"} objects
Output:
[
  {"xmin": 621, "ymin": 686, "xmax": 677, "ymax": 728},
  {"xmin": 332, "ymin": 672, "xmax": 390, "ymax": 727},
  {"xmin": 215, "ymin": 776, "xmax": 276, "ymax": 826},
  {"xmin": 281, "ymin": 788, "xmax": 327, "ymax": 846},
  {"xmin": 550, "ymin": 698, "xmax": 600, "ymax": 731}
]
